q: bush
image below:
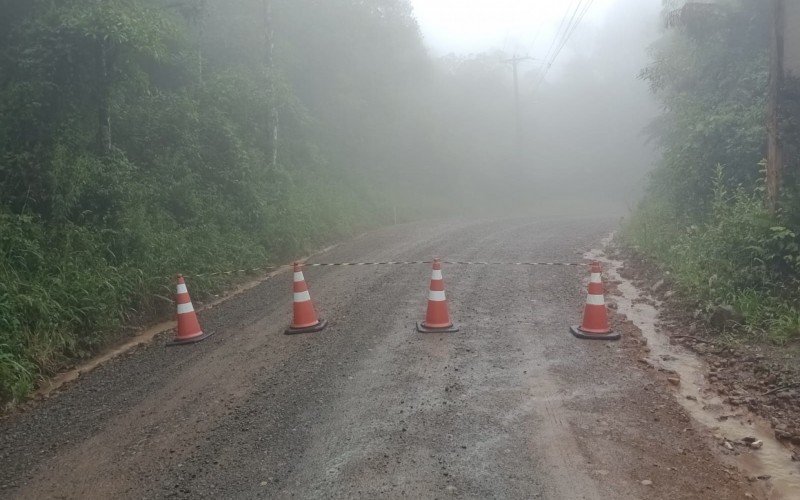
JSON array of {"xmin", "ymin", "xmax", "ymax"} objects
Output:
[
  {"xmin": 623, "ymin": 168, "xmax": 800, "ymax": 343},
  {"xmin": 0, "ymin": 166, "xmax": 384, "ymax": 405}
]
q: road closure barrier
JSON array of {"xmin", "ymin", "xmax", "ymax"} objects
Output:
[
  {"xmin": 167, "ymin": 257, "xmax": 616, "ymax": 344},
  {"xmin": 570, "ymin": 261, "xmax": 619, "ymax": 341},
  {"xmin": 305, "ymin": 260, "xmax": 581, "ymax": 267},
  {"xmin": 285, "ymin": 262, "xmax": 327, "ymax": 335},
  {"xmin": 167, "ymin": 274, "xmax": 213, "ymax": 346},
  {"xmin": 187, "ymin": 260, "xmax": 581, "ymax": 278},
  {"xmin": 417, "ymin": 258, "xmax": 459, "ymax": 333}
]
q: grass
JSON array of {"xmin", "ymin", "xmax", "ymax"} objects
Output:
[
  {"xmin": 621, "ymin": 170, "xmax": 800, "ymax": 344},
  {"xmin": 0, "ymin": 170, "xmax": 397, "ymax": 407}
]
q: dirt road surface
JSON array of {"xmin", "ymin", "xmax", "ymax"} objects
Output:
[{"xmin": 0, "ymin": 217, "xmax": 758, "ymax": 499}]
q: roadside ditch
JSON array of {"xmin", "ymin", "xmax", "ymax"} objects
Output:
[{"xmin": 590, "ymin": 234, "xmax": 800, "ymax": 499}]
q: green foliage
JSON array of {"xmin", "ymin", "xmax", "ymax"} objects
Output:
[
  {"xmin": 641, "ymin": 0, "xmax": 770, "ymax": 215},
  {"xmin": 624, "ymin": 168, "xmax": 800, "ymax": 343},
  {"xmin": 627, "ymin": 1, "xmax": 800, "ymax": 345},
  {"xmin": 0, "ymin": 0, "xmax": 421, "ymax": 404}
]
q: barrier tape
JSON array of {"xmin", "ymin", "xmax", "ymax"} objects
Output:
[
  {"xmin": 186, "ymin": 260, "xmax": 580, "ymax": 278},
  {"xmin": 307, "ymin": 261, "xmax": 580, "ymax": 267},
  {"xmin": 306, "ymin": 261, "xmax": 429, "ymax": 266},
  {"xmin": 442, "ymin": 261, "xmax": 580, "ymax": 267},
  {"xmin": 192, "ymin": 266, "xmax": 281, "ymax": 278}
]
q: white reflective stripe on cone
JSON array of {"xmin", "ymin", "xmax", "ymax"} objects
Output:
[
  {"xmin": 293, "ymin": 272, "xmax": 305, "ymax": 282},
  {"xmin": 176, "ymin": 283, "xmax": 188, "ymax": 294},
  {"xmin": 428, "ymin": 290, "xmax": 446, "ymax": 301},
  {"xmin": 590, "ymin": 273, "xmax": 602, "ymax": 283},
  {"xmin": 586, "ymin": 294, "xmax": 605, "ymax": 306},
  {"xmin": 294, "ymin": 291, "xmax": 311, "ymax": 302},
  {"xmin": 177, "ymin": 302, "xmax": 195, "ymax": 314},
  {"xmin": 431, "ymin": 269, "xmax": 443, "ymax": 280}
]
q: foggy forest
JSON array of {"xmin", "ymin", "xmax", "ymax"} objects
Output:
[
  {"xmin": 0, "ymin": 0, "xmax": 670, "ymax": 401},
  {"xmin": 1, "ymin": 1, "xmax": 799, "ymax": 496}
]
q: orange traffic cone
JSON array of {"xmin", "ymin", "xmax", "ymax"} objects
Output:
[
  {"xmin": 417, "ymin": 258, "xmax": 459, "ymax": 333},
  {"xmin": 167, "ymin": 275, "xmax": 213, "ymax": 346},
  {"xmin": 570, "ymin": 261, "xmax": 619, "ymax": 340},
  {"xmin": 285, "ymin": 262, "xmax": 327, "ymax": 334}
]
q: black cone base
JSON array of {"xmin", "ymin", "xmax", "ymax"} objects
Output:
[
  {"xmin": 285, "ymin": 319, "xmax": 328, "ymax": 335},
  {"xmin": 166, "ymin": 330, "xmax": 214, "ymax": 347},
  {"xmin": 570, "ymin": 325, "xmax": 620, "ymax": 341},
  {"xmin": 417, "ymin": 322, "xmax": 459, "ymax": 333}
]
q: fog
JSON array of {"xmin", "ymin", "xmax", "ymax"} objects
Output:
[
  {"xmin": 182, "ymin": 0, "xmax": 665, "ymax": 219},
  {"xmin": 407, "ymin": 0, "xmax": 663, "ymax": 215},
  {"xmin": 0, "ymin": 1, "xmax": 669, "ymax": 339},
  {"xmin": 410, "ymin": 0, "xmax": 620, "ymax": 56}
]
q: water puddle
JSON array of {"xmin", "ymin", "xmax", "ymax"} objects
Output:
[{"xmin": 587, "ymin": 234, "xmax": 800, "ymax": 499}]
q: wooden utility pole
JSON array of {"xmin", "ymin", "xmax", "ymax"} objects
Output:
[
  {"xmin": 766, "ymin": 0, "xmax": 785, "ymax": 213},
  {"xmin": 505, "ymin": 55, "xmax": 534, "ymax": 151},
  {"xmin": 786, "ymin": 1, "xmax": 800, "ymax": 78}
]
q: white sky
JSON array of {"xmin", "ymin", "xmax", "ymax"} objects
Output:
[{"xmin": 408, "ymin": 0, "xmax": 619, "ymax": 57}]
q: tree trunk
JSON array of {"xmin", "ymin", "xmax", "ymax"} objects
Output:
[
  {"xmin": 198, "ymin": 19, "xmax": 204, "ymax": 86},
  {"xmin": 787, "ymin": 2, "xmax": 800, "ymax": 78},
  {"xmin": 766, "ymin": 0, "xmax": 785, "ymax": 212},
  {"xmin": 272, "ymin": 112, "xmax": 279, "ymax": 166},
  {"xmin": 263, "ymin": 0, "xmax": 279, "ymax": 167}
]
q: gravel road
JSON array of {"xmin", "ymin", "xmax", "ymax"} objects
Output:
[{"xmin": 0, "ymin": 217, "xmax": 757, "ymax": 499}]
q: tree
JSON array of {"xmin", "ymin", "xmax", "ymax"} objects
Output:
[
  {"xmin": 641, "ymin": 0, "xmax": 771, "ymax": 214},
  {"xmin": 56, "ymin": 0, "xmax": 173, "ymax": 153}
]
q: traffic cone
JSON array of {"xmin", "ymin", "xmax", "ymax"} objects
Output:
[
  {"xmin": 167, "ymin": 275, "xmax": 213, "ymax": 346},
  {"xmin": 570, "ymin": 261, "xmax": 619, "ymax": 340},
  {"xmin": 285, "ymin": 262, "xmax": 327, "ymax": 335},
  {"xmin": 417, "ymin": 258, "xmax": 459, "ymax": 333}
]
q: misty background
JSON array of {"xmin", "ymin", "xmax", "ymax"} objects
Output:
[
  {"xmin": 413, "ymin": 0, "xmax": 662, "ymax": 213},
  {"xmin": 0, "ymin": 0, "xmax": 664, "ymax": 401}
]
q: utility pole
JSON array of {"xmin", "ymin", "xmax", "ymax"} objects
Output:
[
  {"xmin": 766, "ymin": 0, "xmax": 785, "ymax": 212},
  {"xmin": 504, "ymin": 55, "xmax": 534, "ymax": 151},
  {"xmin": 765, "ymin": 0, "xmax": 800, "ymax": 213}
]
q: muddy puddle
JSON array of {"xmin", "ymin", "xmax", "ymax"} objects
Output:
[{"xmin": 588, "ymin": 235, "xmax": 800, "ymax": 500}]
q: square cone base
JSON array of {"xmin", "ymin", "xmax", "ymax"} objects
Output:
[
  {"xmin": 570, "ymin": 325, "xmax": 620, "ymax": 341},
  {"xmin": 166, "ymin": 330, "xmax": 214, "ymax": 347},
  {"xmin": 285, "ymin": 319, "xmax": 328, "ymax": 335},
  {"xmin": 417, "ymin": 322, "xmax": 459, "ymax": 333}
]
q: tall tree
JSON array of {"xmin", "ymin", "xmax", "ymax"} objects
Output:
[{"xmin": 56, "ymin": 0, "xmax": 173, "ymax": 153}]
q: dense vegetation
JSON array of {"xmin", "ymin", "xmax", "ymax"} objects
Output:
[
  {"xmin": 0, "ymin": 0, "xmax": 536, "ymax": 404},
  {"xmin": 624, "ymin": 0, "xmax": 800, "ymax": 343},
  {"xmin": 8, "ymin": 0, "xmax": 792, "ymax": 407}
]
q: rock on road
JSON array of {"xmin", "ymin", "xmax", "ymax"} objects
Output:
[{"xmin": 0, "ymin": 217, "xmax": 755, "ymax": 499}]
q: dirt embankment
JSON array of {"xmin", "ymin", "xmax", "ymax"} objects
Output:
[{"xmin": 609, "ymin": 244, "xmax": 800, "ymax": 465}]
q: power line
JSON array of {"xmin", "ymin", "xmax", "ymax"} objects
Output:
[
  {"xmin": 539, "ymin": 1, "xmax": 580, "ymax": 72},
  {"xmin": 532, "ymin": 0, "xmax": 595, "ymax": 93},
  {"xmin": 500, "ymin": 0, "xmax": 595, "ymax": 151},
  {"xmin": 551, "ymin": 0, "xmax": 594, "ymax": 63},
  {"xmin": 552, "ymin": 1, "xmax": 594, "ymax": 64},
  {"xmin": 545, "ymin": 1, "xmax": 586, "ymax": 68}
]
